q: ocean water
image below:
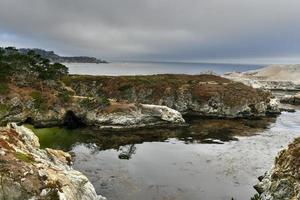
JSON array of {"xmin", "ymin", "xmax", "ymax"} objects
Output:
[{"xmin": 65, "ymin": 61, "xmax": 263, "ymax": 76}]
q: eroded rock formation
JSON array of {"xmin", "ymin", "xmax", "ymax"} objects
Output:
[{"xmin": 0, "ymin": 123, "xmax": 105, "ymax": 200}]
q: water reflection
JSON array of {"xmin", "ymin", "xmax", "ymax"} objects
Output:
[
  {"xmin": 29, "ymin": 112, "xmax": 300, "ymax": 200},
  {"xmin": 30, "ymin": 116, "xmax": 276, "ymax": 158}
]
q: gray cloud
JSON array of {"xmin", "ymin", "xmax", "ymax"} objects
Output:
[{"xmin": 1, "ymin": 0, "xmax": 300, "ymax": 62}]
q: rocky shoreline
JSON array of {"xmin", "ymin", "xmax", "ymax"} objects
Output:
[
  {"xmin": 0, "ymin": 123, "xmax": 106, "ymax": 200},
  {"xmin": 225, "ymin": 64, "xmax": 300, "ymax": 199},
  {"xmin": 254, "ymin": 137, "xmax": 300, "ymax": 200}
]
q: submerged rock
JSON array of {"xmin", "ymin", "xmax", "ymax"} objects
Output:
[
  {"xmin": 0, "ymin": 123, "xmax": 105, "ymax": 200},
  {"xmin": 255, "ymin": 137, "xmax": 300, "ymax": 200}
]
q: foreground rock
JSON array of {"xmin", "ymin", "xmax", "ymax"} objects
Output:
[
  {"xmin": 67, "ymin": 74, "xmax": 279, "ymax": 118},
  {"xmin": 255, "ymin": 137, "xmax": 300, "ymax": 200},
  {"xmin": 224, "ymin": 65, "xmax": 300, "ymax": 91},
  {"xmin": 0, "ymin": 123, "xmax": 105, "ymax": 200}
]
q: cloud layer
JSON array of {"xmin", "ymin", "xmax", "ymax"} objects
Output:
[{"xmin": 1, "ymin": 0, "xmax": 300, "ymax": 62}]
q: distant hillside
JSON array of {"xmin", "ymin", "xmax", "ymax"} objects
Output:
[{"xmin": 19, "ymin": 48, "xmax": 108, "ymax": 63}]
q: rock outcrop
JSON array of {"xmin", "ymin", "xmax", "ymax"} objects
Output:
[
  {"xmin": 255, "ymin": 137, "xmax": 300, "ymax": 200},
  {"xmin": 0, "ymin": 95, "xmax": 185, "ymax": 129},
  {"xmin": 66, "ymin": 74, "xmax": 279, "ymax": 118},
  {"xmin": 0, "ymin": 123, "xmax": 105, "ymax": 200},
  {"xmin": 280, "ymin": 93, "xmax": 300, "ymax": 105}
]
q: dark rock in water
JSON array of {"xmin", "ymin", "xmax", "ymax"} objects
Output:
[
  {"xmin": 254, "ymin": 184, "xmax": 264, "ymax": 194},
  {"xmin": 279, "ymin": 107, "xmax": 296, "ymax": 113},
  {"xmin": 258, "ymin": 175, "xmax": 265, "ymax": 182},
  {"xmin": 280, "ymin": 93, "xmax": 300, "ymax": 105}
]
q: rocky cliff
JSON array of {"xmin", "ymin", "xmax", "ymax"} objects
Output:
[
  {"xmin": 66, "ymin": 74, "xmax": 279, "ymax": 118},
  {"xmin": 255, "ymin": 137, "xmax": 300, "ymax": 200},
  {"xmin": 0, "ymin": 123, "xmax": 105, "ymax": 200}
]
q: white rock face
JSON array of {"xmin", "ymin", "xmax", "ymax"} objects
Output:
[
  {"xmin": 86, "ymin": 103, "xmax": 185, "ymax": 129},
  {"xmin": 140, "ymin": 104, "xmax": 185, "ymax": 123},
  {"xmin": 0, "ymin": 123, "xmax": 105, "ymax": 200}
]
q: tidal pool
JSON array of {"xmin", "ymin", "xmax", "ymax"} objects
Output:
[{"xmin": 30, "ymin": 112, "xmax": 300, "ymax": 200}]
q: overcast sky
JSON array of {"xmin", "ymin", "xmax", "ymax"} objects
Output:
[{"xmin": 1, "ymin": 0, "xmax": 300, "ymax": 63}]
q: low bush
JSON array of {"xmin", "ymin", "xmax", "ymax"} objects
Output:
[
  {"xmin": 30, "ymin": 91, "xmax": 46, "ymax": 109},
  {"xmin": 58, "ymin": 90, "xmax": 72, "ymax": 103},
  {"xmin": 0, "ymin": 82, "xmax": 9, "ymax": 94}
]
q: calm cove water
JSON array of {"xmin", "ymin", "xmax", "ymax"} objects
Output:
[
  {"xmin": 30, "ymin": 111, "xmax": 300, "ymax": 200},
  {"xmin": 65, "ymin": 61, "xmax": 263, "ymax": 76}
]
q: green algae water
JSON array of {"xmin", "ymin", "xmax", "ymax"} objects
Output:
[
  {"xmin": 26, "ymin": 114, "xmax": 299, "ymax": 200},
  {"xmin": 26, "ymin": 125, "xmax": 94, "ymax": 151}
]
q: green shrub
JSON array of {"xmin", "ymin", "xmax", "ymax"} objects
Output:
[
  {"xmin": 58, "ymin": 90, "xmax": 72, "ymax": 103},
  {"xmin": 118, "ymin": 84, "xmax": 132, "ymax": 92},
  {"xmin": 0, "ymin": 103, "xmax": 9, "ymax": 115},
  {"xmin": 80, "ymin": 98, "xmax": 95, "ymax": 108},
  {"xmin": 96, "ymin": 96, "xmax": 110, "ymax": 106},
  {"xmin": 30, "ymin": 91, "xmax": 45, "ymax": 109},
  {"xmin": 15, "ymin": 152, "xmax": 34, "ymax": 163},
  {"xmin": 0, "ymin": 82, "xmax": 9, "ymax": 94},
  {"xmin": 80, "ymin": 96, "xmax": 110, "ymax": 109},
  {"xmin": 62, "ymin": 76, "xmax": 72, "ymax": 86}
]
